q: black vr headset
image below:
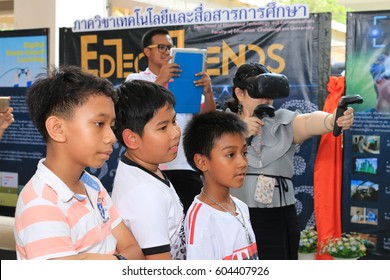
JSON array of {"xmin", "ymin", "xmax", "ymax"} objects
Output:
[{"xmin": 233, "ymin": 65, "xmax": 290, "ymax": 99}]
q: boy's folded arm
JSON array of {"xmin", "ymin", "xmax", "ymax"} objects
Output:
[
  {"xmin": 145, "ymin": 252, "xmax": 171, "ymax": 260},
  {"xmin": 112, "ymin": 221, "xmax": 145, "ymax": 260},
  {"xmin": 50, "ymin": 253, "xmax": 117, "ymax": 260}
]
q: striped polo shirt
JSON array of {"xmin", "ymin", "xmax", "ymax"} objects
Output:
[{"xmin": 14, "ymin": 159, "xmax": 121, "ymax": 260}]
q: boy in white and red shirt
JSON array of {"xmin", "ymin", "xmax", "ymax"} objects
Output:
[{"xmin": 183, "ymin": 111, "xmax": 258, "ymax": 260}]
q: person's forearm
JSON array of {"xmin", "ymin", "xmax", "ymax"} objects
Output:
[
  {"xmin": 154, "ymin": 76, "xmax": 169, "ymax": 86},
  {"xmin": 52, "ymin": 247, "xmax": 144, "ymax": 260},
  {"xmin": 200, "ymin": 88, "xmax": 216, "ymax": 113},
  {"xmin": 0, "ymin": 128, "xmax": 5, "ymax": 140},
  {"xmin": 304, "ymin": 111, "xmax": 334, "ymax": 135},
  {"xmin": 120, "ymin": 244, "xmax": 145, "ymax": 260},
  {"xmin": 51, "ymin": 253, "xmax": 117, "ymax": 260},
  {"xmin": 293, "ymin": 111, "xmax": 335, "ymax": 143}
]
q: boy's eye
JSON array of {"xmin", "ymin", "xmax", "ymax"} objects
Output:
[
  {"xmin": 159, "ymin": 125, "xmax": 167, "ymax": 131},
  {"xmin": 243, "ymin": 151, "xmax": 248, "ymax": 157},
  {"xmin": 95, "ymin": 121, "xmax": 104, "ymax": 127},
  {"xmin": 110, "ymin": 121, "xmax": 116, "ymax": 130},
  {"xmin": 226, "ymin": 153, "xmax": 234, "ymax": 158}
]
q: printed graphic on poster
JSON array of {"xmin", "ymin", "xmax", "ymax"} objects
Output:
[
  {"xmin": 343, "ymin": 10, "xmax": 390, "ymax": 259},
  {"xmin": 0, "ymin": 29, "xmax": 48, "ymax": 215},
  {"xmin": 60, "ymin": 12, "xmax": 331, "ymax": 231},
  {"xmin": 0, "ymin": 29, "xmax": 48, "ymax": 87}
]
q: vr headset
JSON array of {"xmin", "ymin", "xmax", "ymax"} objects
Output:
[{"xmin": 234, "ymin": 72, "xmax": 290, "ymax": 99}]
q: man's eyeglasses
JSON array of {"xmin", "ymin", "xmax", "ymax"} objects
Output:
[{"xmin": 147, "ymin": 44, "xmax": 174, "ymax": 54}]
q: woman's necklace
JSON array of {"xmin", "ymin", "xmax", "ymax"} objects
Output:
[{"xmin": 201, "ymin": 187, "xmax": 253, "ymax": 246}]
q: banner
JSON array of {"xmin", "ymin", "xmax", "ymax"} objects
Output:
[
  {"xmin": 343, "ymin": 11, "xmax": 390, "ymax": 259},
  {"xmin": 59, "ymin": 13, "xmax": 330, "ymax": 230},
  {"xmin": 71, "ymin": 2, "xmax": 309, "ymax": 32},
  {"xmin": 0, "ymin": 29, "xmax": 49, "ymax": 216}
]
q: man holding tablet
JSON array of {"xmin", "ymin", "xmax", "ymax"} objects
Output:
[{"xmin": 125, "ymin": 28, "xmax": 216, "ymax": 213}]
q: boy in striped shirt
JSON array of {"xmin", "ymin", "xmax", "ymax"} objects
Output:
[{"xmin": 14, "ymin": 66, "xmax": 144, "ymax": 260}]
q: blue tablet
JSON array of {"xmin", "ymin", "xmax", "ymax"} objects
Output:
[{"xmin": 168, "ymin": 48, "xmax": 207, "ymax": 114}]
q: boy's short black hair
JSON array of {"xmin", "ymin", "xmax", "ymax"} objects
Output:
[
  {"xmin": 183, "ymin": 111, "xmax": 247, "ymax": 173},
  {"xmin": 142, "ymin": 28, "xmax": 170, "ymax": 49},
  {"xmin": 26, "ymin": 65, "xmax": 117, "ymax": 142},
  {"xmin": 114, "ymin": 79, "xmax": 176, "ymax": 147}
]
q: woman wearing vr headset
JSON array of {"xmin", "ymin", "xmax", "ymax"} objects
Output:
[{"xmin": 226, "ymin": 63, "xmax": 354, "ymax": 260}]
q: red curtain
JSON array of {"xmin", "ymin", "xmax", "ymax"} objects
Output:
[{"xmin": 313, "ymin": 76, "xmax": 345, "ymax": 259}]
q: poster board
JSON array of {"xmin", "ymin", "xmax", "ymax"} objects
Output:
[
  {"xmin": 0, "ymin": 29, "xmax": 49, "ymax": 216},
  {"xmin": 343, "ymin": 10, "xmax": 390, "ymax": 259}
]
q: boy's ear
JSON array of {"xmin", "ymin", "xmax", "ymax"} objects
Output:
[
  {"xmin": 143, "ymin": 47, "xmax": 151, "ymax": 58},
  {"xmin": 194, "ymin": 153, "xmax": 208, "ymax": 172},
  {"xmin": 122, "ymin": 128, "xmax": 138, "ymax": 149},
  {"xmin": 45, "ymin": 116, "xmax": 66, "ymax": 142}
]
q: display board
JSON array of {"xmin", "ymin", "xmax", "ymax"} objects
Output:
[
  {"xmin": 0, "ymin": 29, "xmax": 48, "ymax": 216},
  {"xmin": 343, "ymin": 10, "xmax": 390, "ymax": 259}
]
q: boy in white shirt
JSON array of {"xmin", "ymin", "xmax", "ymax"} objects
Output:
[
  {"xmin": 111, "ymin": 80, "xmax": 185, "ymax": 260},
  {"xmin": 183, "ymin": 111, "xmax": 258, "ymax": 260}
]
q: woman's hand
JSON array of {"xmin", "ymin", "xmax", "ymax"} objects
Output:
[
  {"xmin": 241, "ymin": 109, "xmax": 264, "ymax": 139},
  {"xmin": 334, "ymin": 106, "xmax": 354, "ymax": 130}
]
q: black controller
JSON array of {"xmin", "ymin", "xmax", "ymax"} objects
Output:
[
  {"xmin": 333, "ymin": 95, "xmax": 363, "ymax": 137},
  {"xmin": 246, "ymin": 104, "xmax": 275, "ymax": 145}
]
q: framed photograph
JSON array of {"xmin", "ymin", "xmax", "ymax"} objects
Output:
[
  {"xmin": 353, "ymin": 157, "xmax": 378, "ymax": 175},
  {"xmin": 352, "ymin": 134, "xmax": 380, "ymax": 154},
  {"xmin": 350, "ymin": 180, "xmax": 379, "ymax": 202}
]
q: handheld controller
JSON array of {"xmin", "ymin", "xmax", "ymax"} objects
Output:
[
  {"xmin": 333, "ymin": 95, "xmax": 363, "ymax": 137},
  {"xmin": 246, "ymin": 104, "xmax": 275, "ymax": 145},
  {"xmin": 253, "ymin": 104, "xmax": 276, "ymax": 120}
]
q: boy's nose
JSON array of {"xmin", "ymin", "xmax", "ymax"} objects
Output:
[
  {"xmin": 105, "ymin": 127, "xmax": 117, "ymax": 144},
  {"xmin": 238, "ymin": 155, "xmax": 248, "ymax": 168},
  {"xmin": 172, "ymin": 124, "xmax": 181, "ymax": 139}
]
